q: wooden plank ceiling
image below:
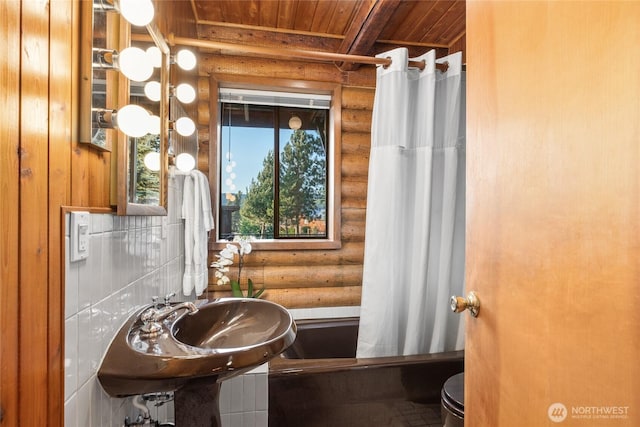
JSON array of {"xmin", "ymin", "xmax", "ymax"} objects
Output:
[{"xmin": 190, "ymin": 0, "xmax": 465, "ymax": 68}]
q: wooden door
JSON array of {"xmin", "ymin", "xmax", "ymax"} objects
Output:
[{"xmin": 466, "ymin": 2, "xmax": 640, "ymax": 426}]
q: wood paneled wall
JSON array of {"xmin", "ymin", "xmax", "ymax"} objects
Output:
[
  {"xmin": 1, "ymin": 3, "xmax": 21, "ymax": 426},
  {"xmin": 197, "ymin": 54, "xmax": 376, "ymax": 308},
  {"xmin": 0, "ymin": 1, "xmax": 199, "ymax": 425},
  {"xmin": 0, "ymin": 1, "xmax": 78, "ymax": 425}
]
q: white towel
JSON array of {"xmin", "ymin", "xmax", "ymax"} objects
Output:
[{"xmin": 182, "ymin": 170, "xmax": 215, "ymax": 296}]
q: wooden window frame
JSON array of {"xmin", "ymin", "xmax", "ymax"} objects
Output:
[{"xmin": 209, "ymin": 74, "xmax": 342, "ymax": 251}]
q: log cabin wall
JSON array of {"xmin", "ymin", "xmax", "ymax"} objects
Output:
[
  {"xmin": 195, "ymin": 29, "xmax": 465, "ymax": 310},
  {"xmin": 198, "ymin": 55, "xmax": 376, "ymax": 308}
]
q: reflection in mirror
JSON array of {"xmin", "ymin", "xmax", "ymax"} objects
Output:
[
  {"xmin": 127, "ymin": 35, "xmax": 162, "ymax": 206},
  {"xmin": 116, "ymin": 23, "xmax": 170, "ymax": 215},
  {"xmin": 129, "ymin": 134, "xmax": 161, "ymax": 204},
  {"xmin": 80, "ymin": 0, "xmax": 120, "ymax": 151}
]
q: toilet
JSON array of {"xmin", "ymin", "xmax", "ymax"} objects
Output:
[{"xmin": 441, "ymin": 372, "xmax": 464, "ymax": 427}]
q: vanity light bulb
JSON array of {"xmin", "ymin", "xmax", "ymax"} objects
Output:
[
  {"xmin": 118, "ymin": 0, "xmax": 154, "ymax": 27},
  {"xmin": 143, "ymin": 152, "xmax": 161, "ymax": 172},
  {"xmin": 176, "ymin": 153, "xmax": 196, "ymax": 172},
  {"xmin": 116, "ymin": 104, "xmax": 151, "ymax": 137},
  {"xmin": 175, "ymin": 83, "xmax": 196, "ymax": 104},
  {"xmin": 147, "ymin": 115, "xmax": 161, "ymax": 135},
  {"xmin": 144, "ymin": 81, "xmax": 161, "ymax": 102},
  {"xmin": 175, "ymin": 49, "xmax": 197, "ymax": 71},
  {"xmin": 175, "ymin": 117, "xmax": 196, "ymax": 136},
  {"xmin": 146, "ymin": 46, "xmax": 162, "ymax": 68},
  {"xmin": 118, "ymin": 47, "xmax": 154, "ymax": 82}
]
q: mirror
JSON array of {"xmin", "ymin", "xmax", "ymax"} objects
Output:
[
  {"xmin": 116, "ymin": 23, "xmax": 170, "ymax": 215},
  {"xmin": 79, "ymin": 0, "xmax": 170, "ymax": 215},
  {"xmin": 79, "ymin": 0, "xmax": 120, "ymax": 151}
]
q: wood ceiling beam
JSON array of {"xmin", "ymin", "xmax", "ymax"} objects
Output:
[{"xmin": 337, "ymin": 0, "xmax": 402, "ymax": 71}]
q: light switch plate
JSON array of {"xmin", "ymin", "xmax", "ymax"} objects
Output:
[{"xmin": 70, "ymin": 211, "xmax": 90, "ymax": 262}]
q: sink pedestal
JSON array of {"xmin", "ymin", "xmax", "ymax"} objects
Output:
[{"xmin": 174, "ymin": 378, "xmax": 221, "ymax": 427}]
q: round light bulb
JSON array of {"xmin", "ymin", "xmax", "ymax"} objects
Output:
[
  {"xmin": 175, "ymin": 49, "xmax": 197, "ymax": 71},
  {"xmin": 175, "ymin": 83, "xmax": 196, "ymax": 104},
  {"xmin": 147, "ymin": 115, "xmax": 160, "ymax": 135},
  {"xmin": 116, "ymin": 104, "xmax": 150, "ymax": 137},
  {"xmin": 143, "ymin": 152, "xmax": 161, "ymax": 171},
  {"xmin": 225, "ymin": 165, "xmax": 233, "ymax": 173},
  {"xmin": 118, "ymin": 0, "xmax": 154, "ymax": 27},
  {"xmin": 175, "ymin": 117, "xmax": 195, "ymax": 136},
  {"xmin": 288, "ymin": 115, "xmax": 302, "ymax": 130},
  {"xmin": 118, "ymin": 47, "xmax": 153, "ymax": 82},
  {"xmin": 144, "ymin": 81, "xmax": 161, "ymax": 102},
  {"xmin": 175, "ymin": 153, "xmax": 196, "ymax": 172},
  {"xmin": 146, "ymin": 46, "xmax": 161, "ymax": 68}
]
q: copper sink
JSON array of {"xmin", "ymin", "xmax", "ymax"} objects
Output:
[{"xmin": 98, "ymin": 298, "xmax": 296, "ymax": 397}]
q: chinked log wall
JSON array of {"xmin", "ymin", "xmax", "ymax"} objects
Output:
[{"xmin": 197, "ymin": 54, "xmax": 377, "ymax": 308}]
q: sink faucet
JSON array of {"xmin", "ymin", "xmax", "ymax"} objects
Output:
[
  {"xmin": 141, "ymin": 301, "xmax": 199, "ymax": 323},
  {"xmin": 139, "ymin": 299, "xmax": 199, "ymax": 337}
]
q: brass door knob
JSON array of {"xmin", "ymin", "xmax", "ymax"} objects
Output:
[{"xmin": 450, "ymin": 291, "xmax": 480, "ymax": 317}]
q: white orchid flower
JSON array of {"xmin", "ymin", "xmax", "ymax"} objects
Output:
[
  {"xmin": 214, "ymin": 270, "xmax": 230, "ymax": 280},
  {"xmin": 219, "ymin": 247, "xmax": 235, "ymax": 260},
  {"xmin": 214, "ymin": 255, "xmax": 234, "ymax": 266},
  {"xmin": 214, "ymin": 266, "xmax": 230, "ymax": 273},
  {"xmin": 239, "ymin": 241, "xmax": 252, "ymax": 255},
  {"xmin": 210, "ymin": 255, "xmax": 232, "ymax": 269},
  {"xmin": 225, "ymin": 243, "xmax": 239, "ymax": 254},
  {"xmin": 216, "ymin": 275, "xmax": 230, "ymax": 286}
]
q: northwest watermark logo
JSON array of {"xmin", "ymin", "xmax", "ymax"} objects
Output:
[
  {"xmin": 548, "ymin": 403, "xmax": 568, "ymax": 423},
  {"xmin": 548, "ymin": 402, "xmax": 630, "ymax": 423}
]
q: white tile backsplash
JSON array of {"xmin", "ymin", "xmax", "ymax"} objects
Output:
[
  {"xmin": 242, "ymin": 375, "xmax": 256, "ymax": 412},
  {"xmin": 219, "ymin": 364, "xmax": 269, "ymax": 427},
  {"xmin": 255, "ymin": 373, "xmax": 268, "ymax": 412},
  {"xmin": 65, "ymin": 238, "xmax": 79, "ymax": 319},
  {"xmin": 64, "ymin": 393, "xmax": 77, "ymax": 427},
  {"xmin": 255, "ymin": 410, "xmax": 268, "ymax": 427},
  {"xmin": 243, "ymin": 411, "xmax": 256, "ymax": 427},
  {"xmin": 77, "ymin": 380, "xmax": 92, "ymax": 427},
  {"xmin": 76, "ymin": 307, "xmax": 96, "ymax": 386},
  {"xmin": 64, "ymin": 316, "xmax": 78, "ymax": 401},
  {"xmin": 64, "ymin": 182, "xmax": 188, "ymax": 426}
]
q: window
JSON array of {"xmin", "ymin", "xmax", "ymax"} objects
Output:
[{"xmin": 211, "ymin": 78, "xmax": 341, "ymax": 250}]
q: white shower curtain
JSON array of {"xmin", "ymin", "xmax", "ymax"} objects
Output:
[{"xmin": 356, "ymin": 48, "xmax": 465, "ymax": 357}]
